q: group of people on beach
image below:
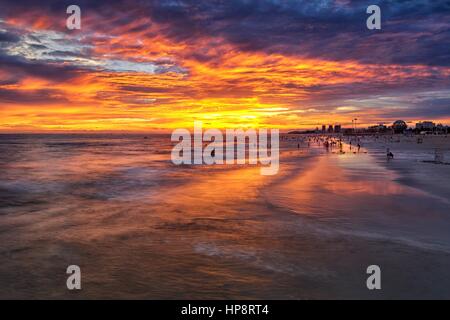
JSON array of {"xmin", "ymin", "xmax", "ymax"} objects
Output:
[
  {"xmin": 282, "ymin": 134, "xmax": 397, "ymax": 160},
  {"xmin": 282, "ymin": 135, "xmax": 363, "ymax": 154}
]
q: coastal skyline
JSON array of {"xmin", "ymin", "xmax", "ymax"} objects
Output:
[{"xmin": 1, "ymin": 0, "xmax": 450, "ymax": 132}]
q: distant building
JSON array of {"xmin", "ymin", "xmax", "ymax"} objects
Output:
[
  {"xmin": 322, "ymin": 125, "xmax": 326, "ymax": 132},
  {"xmin": 368, "ymin": 124, "xmax": 388, "ymax": 133},
  {"xmin": 436, "ymin": 124, "xmax": 448, "ymax": 134},
  {"xmin": 393, "ymin": 120, "xmax": 408, "ymax": 134},
  {"xmin": 334, "ymin": 124, "xmax": 341, "ymax": 133},
  {"xmin": 416, "ymin": 121, "xmax": 435, "ymax": 131},
  {"xmin": 343, "ymin": 128, "xmax": 354, "ymax": 135},
  {"xmin": 328, "ymin": 125, "xmax": 334, "ymax": 133}
]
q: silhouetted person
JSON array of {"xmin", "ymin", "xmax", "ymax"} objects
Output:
[{"xmin": 387, "ymin": 148, "xmax": 394, "ymax": 160}]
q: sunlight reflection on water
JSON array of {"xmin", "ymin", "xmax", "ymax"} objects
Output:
[{"xmin": 1, "ymin": 134, "xmax": 450, "ymax": 299}]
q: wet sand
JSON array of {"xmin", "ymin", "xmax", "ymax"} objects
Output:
[
  {"xmin": 1, "ymin": 134, "xmax": 450, "ymax": 299},
  {"xmin": 357, "ymin": 135, "xmax": 450, "ymax": 201}
]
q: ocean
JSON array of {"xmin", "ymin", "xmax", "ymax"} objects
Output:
[{"xmin": 1, "ymin": 133, "xmax": 450, "ymax": 299}]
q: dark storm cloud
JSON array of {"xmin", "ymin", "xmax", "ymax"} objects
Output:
[
  {"xmin": 0, "ymin": 87, "xmax": 69, "ymax": 104},
  {"xmin": 140, "ymin": 0, "xmax": 450, "ymax": 66},
  {"xmin": 1, "ymin": 0, "xmax": 449, "ymax": 66},
  {"xmin": 0, "ymin": 31, "xmax": 20, "ymax": 43},
  {"xmin": 0, "ymin": 52, "xmax": 85, "ymax": 82},
  {"xmin": 397, "ymin": 98, "xmax": 450, "ymax": 119}
]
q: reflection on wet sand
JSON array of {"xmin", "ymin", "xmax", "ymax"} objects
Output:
[{"xmin": 1, "ymin": 134, "xmax": 450, "ymax": 299}]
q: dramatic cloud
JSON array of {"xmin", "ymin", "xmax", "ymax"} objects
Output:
[{"xmin": 0, "ymin": 0, "xmax": 449, "ymax": 131}]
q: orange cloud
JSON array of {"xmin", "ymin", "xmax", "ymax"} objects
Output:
[{"xmin": 1, "ymin": 10, "xmax": 450, "ymax": 132}]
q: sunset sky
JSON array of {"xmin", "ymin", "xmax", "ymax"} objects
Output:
[{"xmin": 0, "ymin": 0, "xmax": 449, "ymax": 132}]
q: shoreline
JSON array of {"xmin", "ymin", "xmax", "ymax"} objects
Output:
[{"xmin": 357, "ymin": 135, "xmax": 450, "ymax": 203}]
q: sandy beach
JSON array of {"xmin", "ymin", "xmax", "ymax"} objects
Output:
[
  {"xmin": 356, "ymin": 135, "xmax": 450, "ymax": 201},
  {"xmin": 1, "ymin": 134, "xmax": 450, "ymax": 299}
]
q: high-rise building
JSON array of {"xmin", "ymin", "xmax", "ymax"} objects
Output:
[{"xmin": 334, "ymin": 124, "xmax": 341, "ymax": 133}]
